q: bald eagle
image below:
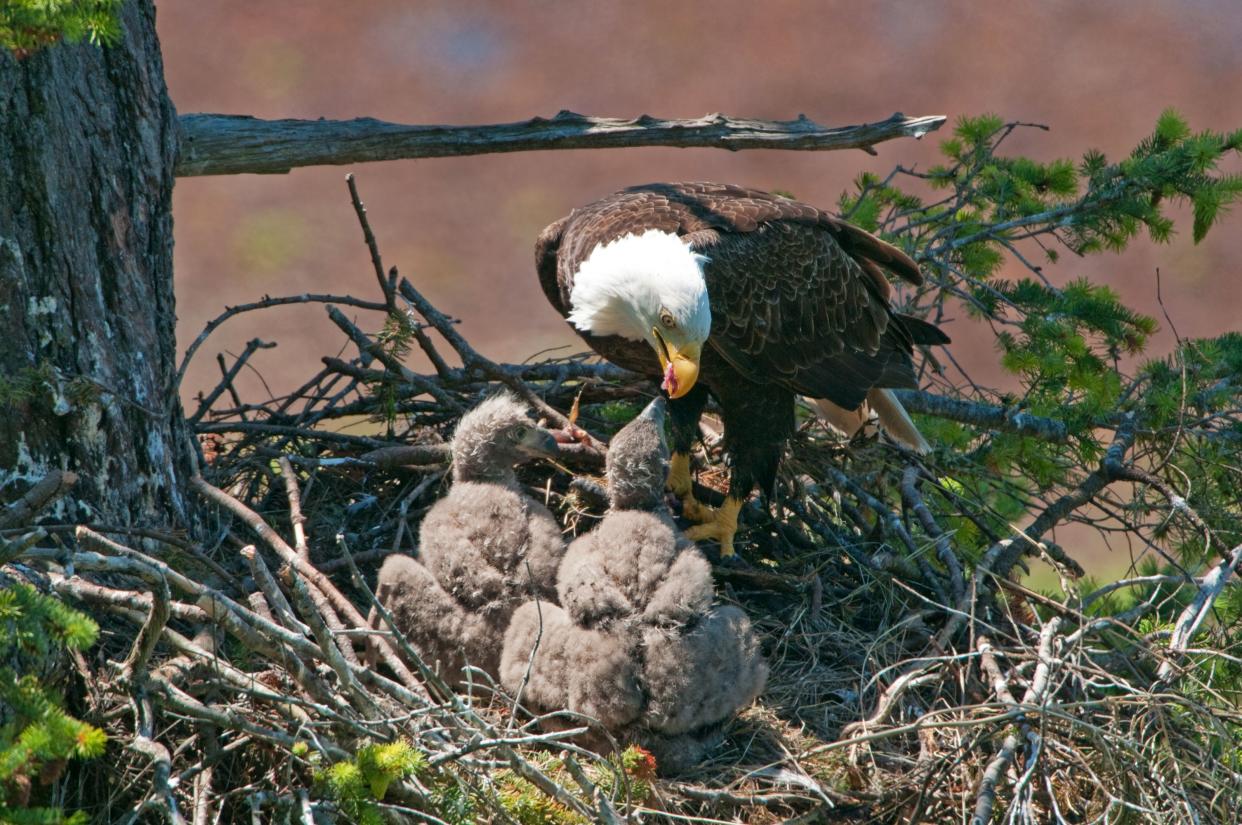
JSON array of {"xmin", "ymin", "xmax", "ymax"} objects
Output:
[{"xmin": 537, "ymin": 182, "xmax": 949, "ymax": 557}]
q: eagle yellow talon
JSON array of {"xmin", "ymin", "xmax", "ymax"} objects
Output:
[
  {"xmin": 680, "ymin": 495, "xmax": 715, "ymax": 524},
  {"xmin": 684, "ymin": 497, "xmax": 743, "ymax": 558},
  {"xmin": 667, "ymin": 452, "xmax": 694, "ymax": 498},
  {"xmin": 669, "ymin": 452, "xmax": 716, "ymax": 524}
]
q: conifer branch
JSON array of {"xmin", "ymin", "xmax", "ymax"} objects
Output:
[
  {"xmin": 174, "ymin": 111, "xmax": 946, "ymax": 176},
  {"xmin": 890, "ymin": 389, "xmax": 1070, "ymax": 442}
]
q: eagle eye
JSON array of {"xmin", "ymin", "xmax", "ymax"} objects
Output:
[
  {"xmin": 659, "ymin": 310, "xmax": 676, "ymax": 329},
  {"xmin": 510, "ymin": 426, "xmax": 528, "ymax": 442}
]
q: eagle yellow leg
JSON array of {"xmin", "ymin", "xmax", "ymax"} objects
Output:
[
  {"xmin": 684, "ymin": 496, "xmax": 743, "ymax": 558},
  {"xmin": 668, "ymin": 452, "xmax": 715, "ymax": 523}
]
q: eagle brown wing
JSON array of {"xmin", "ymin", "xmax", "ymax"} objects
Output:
[
  {"xmin": 690, "ymin": 220, "xmax": 916, "ymax": 410},
  {"xmin": 535, "ymin": 214, "xmax": 572, "ymax": 315},
  {"xmin": 647, "ymin": 183, "xmax": 928, "ymax": 411}
]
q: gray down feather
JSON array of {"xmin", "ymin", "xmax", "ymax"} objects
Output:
[
  {"xmin": 605, "ymin": 396, "xmax": 670, "ymax": 512},
  {"xmin": 557, "ymin": 511, "xmax": 713, "ymax": 630},
  {"xmin": 375, "ymin": 394, "xmax": 566, "ymax": 687},
  {"xmin": 500, "ymin": 601, "xmax": 644, "ymax": 730},
  {"xmin": 499, "ymin": 397, "xmax": 768, "ymax": 774}
]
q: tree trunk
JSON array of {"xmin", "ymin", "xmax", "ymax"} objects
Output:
[{"xmin": 0, "ymin": 2, "xmax": 196, "ymax": 529}]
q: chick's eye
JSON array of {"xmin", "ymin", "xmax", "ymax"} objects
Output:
[
  {"xmin": 511, "ymin": 426, "xmax": 527, "ymax": 441},
  {"xmin": 660, "ymin": 311, "xmax": 676, "ymax": 329}
]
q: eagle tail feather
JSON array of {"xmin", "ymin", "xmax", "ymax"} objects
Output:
[
  {"xmin": 811, "ymin": 388, "xmax": 931, "ymax": 455},
  {"xmin": 895, "ymin": 314, "xmax": 952, "ymax": 346},
  {"xmin": 868, "ymin": 388, "xmax": 931, "ymax": 454}
]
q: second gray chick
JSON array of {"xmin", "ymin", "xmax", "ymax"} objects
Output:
[
  {"xmin": 501, "ymin": 397, "xmax": 768, "ymax": 774},
  {"xmin": 375, "ymin": 393, "xmax": 566, "ymax": 688}
]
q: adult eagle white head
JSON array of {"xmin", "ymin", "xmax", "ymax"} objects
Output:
[
  {"xmin": 537, "ymin": 182, "xmax": 950, "ymax": 557},
  {"xmin": 566, "ymin": 228, "xmax": 711, "ymax": 399}
]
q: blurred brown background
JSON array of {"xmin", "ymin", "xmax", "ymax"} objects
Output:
[{"xmin": 160, "ymin": 1, "xmax": 1242, "ymax": 572}]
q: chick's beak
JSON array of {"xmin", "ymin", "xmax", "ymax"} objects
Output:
[
  {"xmin": 652, "ymin": 328, "xmax": 701, "ymax": 400},
  {"xmin": 518, "ymin": 428, "xmax": 560, "ymax": 459}
]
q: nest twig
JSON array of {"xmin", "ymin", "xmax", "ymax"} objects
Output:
[{"xmin": 6, "ymin": 175, "xmax": 1242, "ymax": 825}]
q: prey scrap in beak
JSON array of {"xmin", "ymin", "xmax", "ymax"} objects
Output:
[{"xmin": 652, "ymin": 327, "xmax": 701, "ymax": 400}]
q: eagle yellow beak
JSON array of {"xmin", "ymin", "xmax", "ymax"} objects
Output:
[{"xmin": 652, "ymin": 328, "xmax": 701, "ymax": 400}]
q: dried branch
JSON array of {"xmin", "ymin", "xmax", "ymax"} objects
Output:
[
  {"xmin": 240, "ymin": 544, "xmax": 308, "ymax": 634},
  {"xmin": 357, "ymin": 443, "xmax": 450, "ymax": 469},
  {"xmin": 189, "ymin": 337, "xmax": 275, "ymax": 424},
  {"xmin": 176, "ymin": 110, "xmax": 946, "ymax": 176},
  {"xmin": 277, "ymin": 456, "xmax": 310, "ymax": 562},
  {"xmin": 119, "ymin": 572, "xmax": 171, "ymax": 687},
  {"xmin": 190, "ymin": 475, "xmax": 422, "ymax": 689},
  {"xmin": 283, "ymin": 565, "xmax": 376, "ymax": 713},
  {"xmin": 900, "ymin": 466, "xmax": 966, "ymax": 603},
  {"xmin": 0, "ymin": 469, "xmax": 78, "ymax": 528},
  {"xmin": 1157, "ymin": 541, "xmax": 1242, "ymax": 683},
  {"xmin": 560, "ymin": 751, "xmax": 625, "ymax": 825},
  {"xmin": 971, "ymin": 619, "xmax": 1062, "ymax": 825},
  {"xmin": 325, "ymin": 303, "xmax": 463, "ymax": 412},
  {"xmin": 345, "ymin": 172, "xmax": 395, "ymax": 308},
  {"xmin": 175, "ymin": 292, "xmax": 388, "ymax": 391}
]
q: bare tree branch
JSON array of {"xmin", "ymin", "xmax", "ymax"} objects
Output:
[{"xmin": 175, "ymin": 110, "xmax": 946, "ymax": 176}]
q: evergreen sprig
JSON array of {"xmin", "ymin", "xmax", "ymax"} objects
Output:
[
  {"xmin": 315, "ymin": 740, "xmax": 426, "ymax": 825},
  {"xmin": 0, "ymin": 0, "xmax": 123, "ymax": 57},
  {"xmin": 0, "ymin": 585, "xmax": 105, "ymax": 823}
]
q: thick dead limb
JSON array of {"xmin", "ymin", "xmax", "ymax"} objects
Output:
[
  {"xmin": 0, "ymin": 470, "xmax": 78, "ymax": 529},
  {"xmin": 175, "ymin": 110, "xmax": 946, "ymax": 176}
]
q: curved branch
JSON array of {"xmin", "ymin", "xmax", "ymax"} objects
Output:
[{"xmin": 175, "ymin": 110, "xmax": 946, "ymax": 177}]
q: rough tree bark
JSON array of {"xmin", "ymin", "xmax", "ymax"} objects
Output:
[{"xmin": 0, "ymin": 1, "xmax": 197, "ymax": 528}]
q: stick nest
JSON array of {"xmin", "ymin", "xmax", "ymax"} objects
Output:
[{"xmin": 6, "ymin": 176, "xmax": 1242, "ymax": 825}]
